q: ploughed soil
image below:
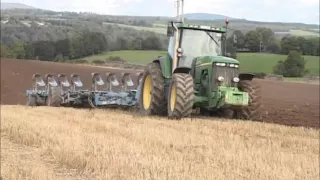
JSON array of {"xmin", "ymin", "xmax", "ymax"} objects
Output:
[{"xmin": 1, "ymin": 58, "xmax": 319, "ymax": 129}]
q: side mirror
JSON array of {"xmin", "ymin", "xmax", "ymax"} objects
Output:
[{"xmin": 167, "ymin": 22, "xmax": 174, "ymax": 37}]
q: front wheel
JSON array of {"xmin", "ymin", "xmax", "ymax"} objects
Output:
[
  {"xmin": 235, "ymin": 80, "xmax": 262, "ymax": 120},
  {"xmin": 168, "ymin": 73, "xmax": 194, "ymax": 119}
]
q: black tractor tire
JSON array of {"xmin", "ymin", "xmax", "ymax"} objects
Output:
[
  {"xmin": 235, "ymin": 80, "xmax": 262, "ymax": 120},
  {"xmin": 26, "ymin": 95, "xmax": 37, "ymax": 106},
  {"xmin": 139, "ymin": 62, "xmax": 167, "ymax": 116},
  {"xmin": 219, "ymin": 108, "xmax": 235, "ymax": 119},
  {"xmin": 46, "ymin": 86, "xmax": 62, "ymax": 107},
  {"xmin": 168, "ymin": 73, "xmax": 194, "ymax": 119}
]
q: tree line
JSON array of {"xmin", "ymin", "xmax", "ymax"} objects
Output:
[
  {"xmin": 1, "ymin": 25, "xmax": 319, "ymax": 63},
  {"xmin": 0, "ymin": 23, "xmax": 317, "ymax": 78},
  {"xmin": 224, "ymin": 27, "xmax": 319, "ymax": 78},
  {"xmin": 1, "ymin": 11, "xmax": 319, "ymax": 63},
  {"xmin": 0, "ymin": 13, "xmax": 168, "ymax": 61},
  {"xmin": 226, "ymin": 27, "xmax": 320, "ymax": 57},
  {"xmin": 2, "ymin": 8, "xmax": 318, "ymax": 36},
  {"xmin": 0, "ymin": 31, "xmax": 166, "ymax": 61}
]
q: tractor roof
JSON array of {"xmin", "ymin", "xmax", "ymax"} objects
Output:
[{"xmin": 174, "ymin": 22, "xmax": 226, "ymax": 33}]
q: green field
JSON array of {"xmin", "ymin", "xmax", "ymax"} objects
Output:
[
  {"xmin": 237, "ymin": 53, "xmax": 319, "ymax": 75},
  {"xmin": 289, "ymin": 30, "xmax": 320, "ymax": 37},
  {"xmin": 84, "ymin": 50, "xmax": 167, "ymax": 65},
  {"xmin": 83, "ymin": 50, "xmax": 320, "ymax": 75},
  {"xmin": 103, "ymin": 22, "xmax": 166, "ymax": 34}
]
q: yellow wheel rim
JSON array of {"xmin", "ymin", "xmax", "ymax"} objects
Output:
[
  {"xmin": 170, "ymin": 83, "xmax": 176, "ymax": 111},
  {"xmin": 142, "ymin": 75, "xmax": 152, "ymax": 109}
]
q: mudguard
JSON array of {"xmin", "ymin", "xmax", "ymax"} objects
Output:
[
  {"xmin": 173, "ymin": 67, "xmax": 192, "ymax": 74},
  {"xmin": 153, "ymin": 54, "xmax": 172, "ymax": 78},
  {"xmin": 238, "ymin": 73, "xmax": 255, "ymax": 81},
  {"xmin": 153, "ymin": 59, "xmax": 166, "ymax": 76}
]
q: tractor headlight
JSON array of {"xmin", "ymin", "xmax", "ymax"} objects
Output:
[
  {"xmin": 233, "ymin": 77, "xmax": 240, "ymax": 82},
  {"xmin": 216, "ymin": 63, "xmax": 226, "ymax": 66},
  {"xmin": 217, "ymin": 76, "xmax": 224, "ymax": 81}
]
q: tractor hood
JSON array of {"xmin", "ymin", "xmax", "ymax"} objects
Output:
[{"xmin": 195, "ymin": 56, "xmax": 239, "ymax": 65}]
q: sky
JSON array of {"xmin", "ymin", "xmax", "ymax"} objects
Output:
[{"xmin": 4, "ymin": 0, "xmax": 320, "ymax": 24}]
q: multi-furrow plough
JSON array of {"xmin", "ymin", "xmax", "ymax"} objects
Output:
[{"xmin": 25, "ymin": 72, "xmax": 143, "ymax": 109}]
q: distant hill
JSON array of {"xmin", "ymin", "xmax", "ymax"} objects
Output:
[
  {"xmin": 0, "ymin": 2, "xmax": 35, "ymax": 10},
  {"xmin": 182, "ymin": 13, "xmax": 239, "ymax": 21}
]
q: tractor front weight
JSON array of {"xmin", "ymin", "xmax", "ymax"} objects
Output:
[{"xmin": 214, "ymin": 86, "xmax": 249, "ymax": 108}]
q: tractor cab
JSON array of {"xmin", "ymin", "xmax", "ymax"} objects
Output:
[
  {"xmin": 165, "ymin": 21, "xmax": 240, "ymax": 88},
  {"xmin": 165, "ymin": 20, "xmax": 238, "ymax": 75},
  {"xmin": 166, "ymin": 22, "xmax": 226, "ymax": 67}
]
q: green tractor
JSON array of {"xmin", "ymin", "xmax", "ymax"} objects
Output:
[{"xmin": 137, "ymin": 1, "xmax": 261, "ymax": 120}]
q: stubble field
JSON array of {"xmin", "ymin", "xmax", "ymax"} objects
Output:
[{"xmin": 1, "ymin": 106, "xmax": 319, "ymax": 180}]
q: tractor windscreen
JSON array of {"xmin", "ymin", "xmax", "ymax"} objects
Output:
[{"xmin": 179, "ymin": 29, "xmax": 222, "ymax": 67}]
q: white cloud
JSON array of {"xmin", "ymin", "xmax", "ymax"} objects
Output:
[{"xmin": 299, "ymin": 0, "xmax": 319, "ymax": 5}]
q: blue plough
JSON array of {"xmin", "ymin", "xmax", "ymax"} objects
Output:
[{"xmin": 25, "ymin": 72, "xmax": 144, "ymax": 109}]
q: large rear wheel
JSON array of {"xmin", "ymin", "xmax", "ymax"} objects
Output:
[
  {"xmin": 139, "ymin": 62, "xmax": 167, "ymax": 116},
  {"xmin": 168, "ymin": 73, "xmax": 194, "ymax": 119},
  {"xmin": 235, "ymin": 80, "xmax": 262, "ymax": 120}
]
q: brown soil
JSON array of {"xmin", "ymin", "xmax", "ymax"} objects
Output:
[{"xmin": 1, "ymin": 58, "xmax": 319, "ymax": 129}]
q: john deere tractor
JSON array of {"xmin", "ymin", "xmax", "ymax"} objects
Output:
[{"xmin": 137, "ymin": 0, "xmax": 261, "ymax": 120}]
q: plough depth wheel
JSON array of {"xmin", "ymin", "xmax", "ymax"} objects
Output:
[{"xmin": 139, "ymin": 62, "xmax": 167, "ymax": 116}]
